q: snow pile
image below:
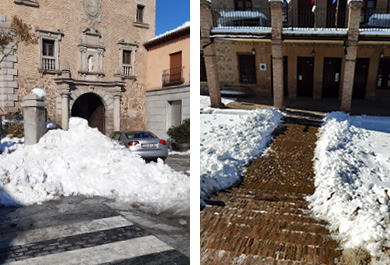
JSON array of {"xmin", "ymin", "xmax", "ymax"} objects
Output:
[
  {"xmin": 200, "ymin": 96, "xmax": 282, "ymax": 205},
  {"xmin": 0, "ymin": 135, "xmax": 24, "ymax": 154},
  {"xmin": 0, "ymin": 118, "xmax": 190, "ymax": 215},
  {"xmin": 31, "ymin": 88, "xmax": 47, "ymax": 100},
  {"xmin": 308, "ymin": 112, "xmax": 390, "ymax": 262}
]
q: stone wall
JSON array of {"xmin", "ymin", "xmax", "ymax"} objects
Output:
[
  {"xmin": 0, "ymin": 15, "xmax": 18, "ymax": 113},
  {"xmin": 146, "ymin": 84, "xmax": 190, "ymax": 139}
]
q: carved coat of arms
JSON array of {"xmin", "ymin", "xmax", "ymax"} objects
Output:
[{"xmin": 83, "ymin": 0, "xmax": 102, "ymax": 27}]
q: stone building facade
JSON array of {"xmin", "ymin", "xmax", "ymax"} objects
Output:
[
  {"xmin": 0, "ymin": 0, "xmax": 155, "ymax": 134},
  {"xmin": 144, "ymin": 23, "xmax": 190, "ymax": 139},
  {"xmin": 201, "ymin": 0, "xmax": 390, "ymax": 111}
]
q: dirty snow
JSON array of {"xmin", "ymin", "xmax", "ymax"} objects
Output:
[
  {"xmin": 308, "ymin": 112, "xmax": 390, "ymax": 263},
  {"xmin": 200, "ymin": 96, "xmax": 282, "ymax": 206},
  {"xmin": 0, "ymin": 118, "xmax": 190, "ymax": 215}
]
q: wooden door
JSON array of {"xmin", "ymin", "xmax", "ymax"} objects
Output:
[
  {"xmin": 353, "ymin": 58, "xmax": 369, "ymax": 99},
  {"xmin": 170, "ymin": 52, "xmax": 182, "ymax": 83},
  {"xmin": 298, "ymin": 0, "xmax": 314, "ymax": 27},
  {"xmin": 297, "ymin": 57, "xmax": 314, "ymax": 97},
  {"xmin": 327, "ymin": 0, "xmax": 347, "ymax": 28},
  {"xmin": 238, "ymin": 54, "xmax": 256, "ymax": 84},
  {"xmin": 322, "ymin": 58, "xmax": 342, "ymax": 98},
  {"xmin": 377, "ymin": 58, "xmax": 390, "ymax": 89},
  {"xmin": 283, "ymin": 56, "xmax": 288, "ymax": 97}
]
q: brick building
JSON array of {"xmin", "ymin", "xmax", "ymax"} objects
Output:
[
  {"xmin": 0, "ymin": 0, "xmax": 155, "ymax": 135},
  {"xmin": 144, "ymin": 22, "xmax": 190, "ymax": 139},
  {"xmin": 201, "ymin": 0, "xmax": 390, "ymax": 112}
]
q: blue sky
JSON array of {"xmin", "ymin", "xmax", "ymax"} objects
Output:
[{"xmin": 155, "ymin": 0, "xmax": 190, "ymax": 36}]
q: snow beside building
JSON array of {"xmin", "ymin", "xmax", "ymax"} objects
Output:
[
  {"xmin": 308, "ymin": 112, "xmax": 390, "ymax": 263},
  {"xmin": 0, "ymin": 118, "xmax": 190, "ymax": 215},
  {"xmin": 200, "ymin": 96, "xmax": 283, "ymax": 206}
]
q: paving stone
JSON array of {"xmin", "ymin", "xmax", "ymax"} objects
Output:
[{"xmin": 200, "ymin": 111, "xmax": 341, "ymax": 265}]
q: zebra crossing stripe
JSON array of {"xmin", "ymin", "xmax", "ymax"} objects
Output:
[
  {"xmin": 0, "ymin": 215, "xmax": 133, "ymax": 248},
  {"xmin": 5, "ymin": 235, "xmax": 174, "ymax": 265}
]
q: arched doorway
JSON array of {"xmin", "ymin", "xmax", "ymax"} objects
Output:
[{"xmin": 71, "ymin": 93, "xmax": 105, "ymax": 134}]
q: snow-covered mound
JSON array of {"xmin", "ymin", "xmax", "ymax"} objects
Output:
[
  {"xmin": 0, "ymin": 118, "xmax": 189, "ymax": 215},
  {"xmin": 308, "ymin": 112, "xmax": 390, "ymax": 263},
  {"xmin": 200, "ymin": 96, "xmax": 282, "ymax": 206}
]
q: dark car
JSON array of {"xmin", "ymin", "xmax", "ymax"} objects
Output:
[{"xmin": 109, "ymin": 130, "xmax": 168, "ymax": 161}]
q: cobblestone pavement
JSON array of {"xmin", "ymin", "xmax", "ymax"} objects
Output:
[
  {"xmin": 0, "ymin": 196, "xmax": 189, "ymax": 265},
  {"xmin": 200, "ymin": 109, "xmax": 343, "ymax": 265}
]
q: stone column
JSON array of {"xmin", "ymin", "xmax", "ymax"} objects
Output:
[
  {"xmin": 97, "ymin": 49, "xmax": 104, "ymax": 72},
  {"xmin": 340, "ymin": 0, "xmax": 362, "ymax": 111},
  {"xmin": 79, "ymin": 47, "xmax": 87, "ymax": 71},
  {"xmin": 269, "ymin": 0, "xmax": 284, "ymax": 108},
  {"xmin": 60, "ymin": 92, "xmax": 71, "ymax": 130},
  {"xmin": 21, "ymin": 94, "xmax": 48, "ymax": 145},
  {"xmin": 113, "ymin": 93, "xmax": 121, "ymax": 131},
  {"xmin": 201, "ymin": 0, "xmax": 223, "ymax": 108}
]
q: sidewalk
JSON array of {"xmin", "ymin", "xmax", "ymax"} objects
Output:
[
  {"xmin": 224, "ymin": 95, "xmax": 390, "ymax": 116},
  {"xmin": 200, "ymin": 104, "xmax": 342, "ymax": 264}
]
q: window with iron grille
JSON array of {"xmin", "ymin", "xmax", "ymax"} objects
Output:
[
  {"xmin": 118, "ymin": 39, "xmax": 138, "ymax": 78},
  {"xmin": 122, "ymin": 50, "xmax": 133, "ymax": 76},
  {"xmin": 42, "ymin": 39, "xmax": 55, "ymax": 70},
  {"xmin": 36, "ymin": 29, "xmax": 63, "ymax": 73}
]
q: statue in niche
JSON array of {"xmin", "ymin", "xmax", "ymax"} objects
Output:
[{"xmin": 88, "ymin": 55, "xmax": 94, "ymax": 71}]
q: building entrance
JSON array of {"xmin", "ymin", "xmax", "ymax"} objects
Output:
[{"xmin": 71, "ymin": 93, "xmax": 105, "ymax": 134}]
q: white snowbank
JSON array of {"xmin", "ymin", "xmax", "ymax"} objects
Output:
[
  {"xmin": 0, "ymin": 135, "xmax": 24, "ymax": 154},
  {"xmin": 0, "ymin": 118, "xmax": 190, "ymax": 215},
  {"xmin": 200, "ymin": 96, "xmax": 282, "ymax": 206},
  {"xmin": 308, "ymin": 112, "xmax": 390, "ymax": 263}
]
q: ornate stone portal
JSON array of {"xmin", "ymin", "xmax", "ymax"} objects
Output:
[{"xmin": 53, "ymin": 1, "xmax": 124, "ymax": 135}]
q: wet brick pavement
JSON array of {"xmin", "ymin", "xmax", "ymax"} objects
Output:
[{"xmin": 200, "ymin": 109, "xmax": 342, "ymax": 265}]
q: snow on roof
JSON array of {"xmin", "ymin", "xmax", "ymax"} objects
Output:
[
  {"xmin": 219, "ymin": 10, "xmax": 268, "ymax": 20},
  {"xmin": 149, "ymin": 21, "xmax": 190, "ymax": 42},
  {"xmin": 283, "ymin": 28, "xmax": 348, "ymax": 35},
  {"xmin": 211, "ymin": 34, "xmax": 268, "ymax": 39},
  {"xmin": 212, "ymin": 26, "xmax": 390, "ymax": 37},
  {"xmin": 211, "ymin": 27, "xmax": 350, "ymax": 36},
  {"xmin": 212, "ymin": 27, "xmax": 271, "ymax": 34},
  {"xmin": 359, "ymin": 29, "xmax": 390, "ymax": 36}
]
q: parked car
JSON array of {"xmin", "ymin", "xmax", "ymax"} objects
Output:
[{"xmin": 109, "ymin": 130, "xmax": 168, "ymax": 161}]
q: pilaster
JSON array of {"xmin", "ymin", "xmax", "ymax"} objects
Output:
[
  {"xmin": 340, "ymin": 0, "xmax": 363, "ymax": 111},
  {"xmin": 269, "ymin": 0, "xmax": 284, "ymax": 108},
  {"xmin": 201, "ymin": 1, "xmax": 223, "ymax": 108}
]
